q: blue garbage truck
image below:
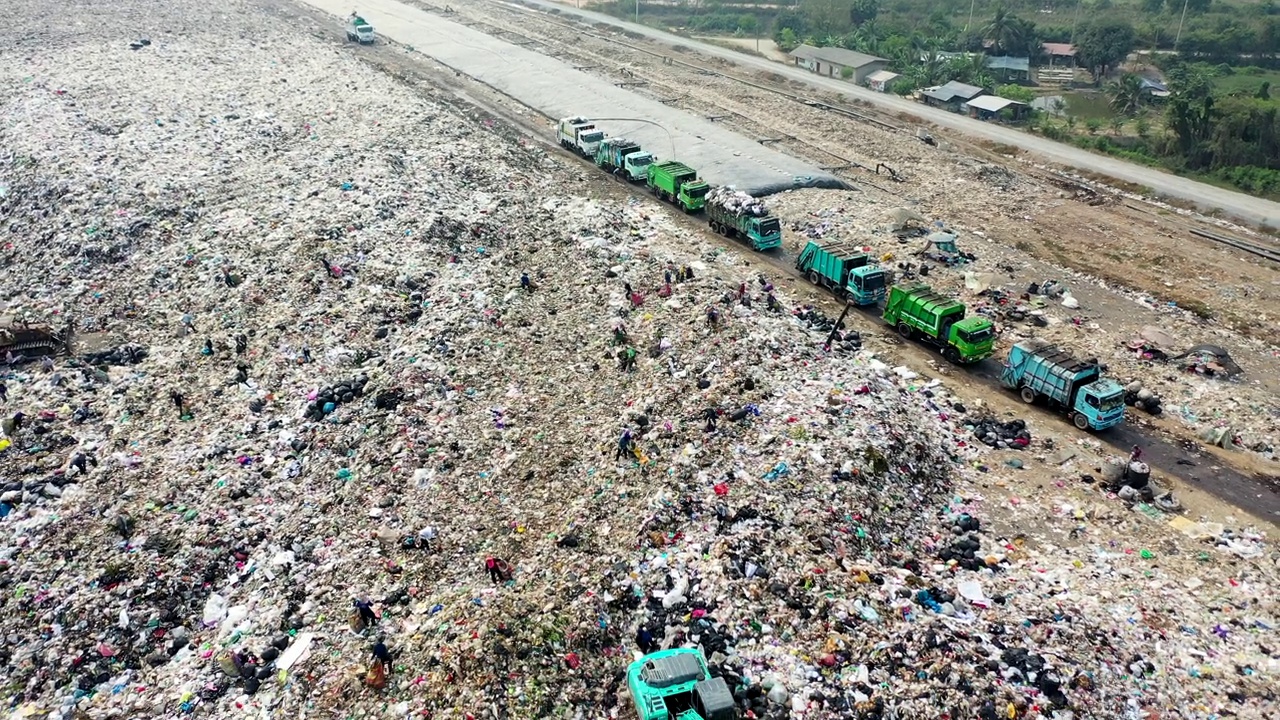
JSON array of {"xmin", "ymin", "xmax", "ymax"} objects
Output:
[{"xmin": 1000, "ymin": 338, "xmax": 1125, "ymax": 431}]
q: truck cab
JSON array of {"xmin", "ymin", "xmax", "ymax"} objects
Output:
[
  {"xmin": 628, "ymin": 649, "xmax": 735, "ymax": 720},
  {"xmin": 622, "ymin": 151, "xmax": 655, "ymax": 182},
  {"xmin": 946, "ymin": 316, "xmax": 995, "ymax": 362},
  {"xmin": 677, "ymin": 180, "xmax": 710, "ymax": 212},
  {"xmin": 847, "ymin": 264, "xmax": 887, "ymax": 305},
  {"xmin": 1076, "ymin": 379, "xmax": 1126, "ymax": 429},
  {"xmin": 744, "ymin": 214, "xmax": 782, "ymax": 250}
]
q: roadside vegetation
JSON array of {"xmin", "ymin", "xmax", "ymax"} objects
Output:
[{"xmin": 594, "ymin": 0, "xmax": 1280, "ymax": 199}]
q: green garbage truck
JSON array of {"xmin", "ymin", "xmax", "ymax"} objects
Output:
[
  {"xmin": 795, "ymin": 240, "xmax": 887, "ymax": 305},
  {"xmin": 647, "ymin": 161, "xmax": 710, "ymax": 213},
  {"xmin": 882, "ymin": 283, "xmax": 995, "ymax": 364},
  {"xmin": 706, "ymin": 187, "xmax": 781, "ymax": 251},
  {"xmin": 1000, "ymin": 338, "xmax": 1126, "ymax": 431},
  {"xmin": 595, "ymin": 138, "xmax": 654, "ymax": 182},
  {"xmin": 627, "ymin": 649, "xmax": 735, "ymax": 720}
]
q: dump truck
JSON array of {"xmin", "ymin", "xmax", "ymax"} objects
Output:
[
  {"xmin": 795, "ymin": 240, "xmax": 887, "ymax": 305},
  {"xmin": 1000, "ymin": 338, "xmax": 1126, "ymax": 431},
  {"xmin": 345, "ymin": 14, "xmax": 375, "ymax": 44},
  {"xmin": 595, "ymin": 138, "xmax": 654, "ymax": 182},
  {"xmin": 882, "ymin": 283, "xmax": 995, "ymax": 364},
  {"xmin": 706, "ymin": 187, "xmax": 781, "ymax": 251},
  {"xmin": 627, "ymin": 649, "xmax": 735, "ymax": 720},
  {"xmin": 647, "ymin": 161, "xmax": 710, "ymax": 213},
  {"xmin": 557, "ymin": 117, "xmax": 606, "ymax": 158}
]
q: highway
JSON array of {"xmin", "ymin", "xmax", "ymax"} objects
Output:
[{"xmin": 512, "ymin": 0, "xmax": 1280, "ymax": 230}]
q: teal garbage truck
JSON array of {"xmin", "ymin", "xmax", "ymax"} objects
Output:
[
  {"xmin": 1000, "ymin": 338, "xmax": 1126, "ymax": 431},
  {"xmin": 706, "ymin": 187, "xmax": 782, "ymax": 251},
  {"xmin": 627, "ymin": 649, "xmax": 735, "ymax": 720},
  {"xmin": 795, "ymin": 240, "xmax": 887, "ymax": 305},
  {"xmin": 595, "ymin": 137, "xmax": 655, "ymax": 182}
]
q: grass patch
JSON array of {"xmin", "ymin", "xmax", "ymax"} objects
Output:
[{"xmin": 1211, "ymin": 67, "xmax": 1280, "ymax": 97}]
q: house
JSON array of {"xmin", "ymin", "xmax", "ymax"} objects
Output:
[
  {"xmin": 866, "ymin": 70, "xmax": 901, "ymax": 93},
  {"xmin": 964, "ymin": 95, "xmax": 1030, "ymax": 122},
  {"xmin": 922, "ymin": 80, "xmax": 986, "ymax": 111},
  {"xmin": 789, "ymin": 45, "xmax": 889, "ymax": 85},
  {"xmin": 987, "ymin": 56, "xmax": 1030, "ymax": 82},
  {"xmin": 1042, "ymin": 43, "xmax": 1077, "ymax": 67}
]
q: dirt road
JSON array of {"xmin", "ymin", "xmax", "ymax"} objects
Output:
[{"xmin": 517, "ymin": 0, "xmax": 1280, "ymax": 230}]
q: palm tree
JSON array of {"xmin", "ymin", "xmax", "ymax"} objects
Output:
[
  {"xmin": 950, "ymin": 53, "xmax": 990, "ymax": 84},
  {"xmin": 1108, "ymin": 74, "xmax": 1145, "ymax": 116},
  {"xmin": 981, "ymin": 3, "xmax": 1025, "ymax": 56},
  {"xmin": 913, "ymin": 49, "xmax": 949, "ymax": 87}
]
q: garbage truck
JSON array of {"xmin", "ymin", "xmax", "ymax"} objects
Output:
[
  {"xmin": 706, "ymin": 187, "xmax": 782, "ymax": 251},
  {"xmin": 345, "ymin": 14, "xmax": 375, "ymax": 44},
  {"xmin": 647, "ymin": 161, "xmax": 709, "ymax": 213},
  {"xmin": 594, "ymin": 138, "xmax": 654, "ymax": 182},
  {"xmin": 628, "ymin": 649, "xmax": 735, "ymax": 720},
  {"xmin": 882, "ymin": 283, "xmax": 995, "ymax": 364},
  {"xmin": 795, "ymin": 240, "xmax": 887, "ymax": 305},
  {"xmin": 557, "ymin": 117, "xmax": 606, "ymax": 158},
  {"xmin": 1000, "ymin": 338, "xmax": 1126, "ymax": 431}
]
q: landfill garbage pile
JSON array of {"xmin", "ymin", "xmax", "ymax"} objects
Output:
[
  {"xmin": 1, "ymin": 2, "xmax": 1278, "ymax": 720},
  {"xmin": 707, "ymin": 186, "xmax": 768, "ymax": 217}
]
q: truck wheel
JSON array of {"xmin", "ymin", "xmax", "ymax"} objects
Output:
[
  {"xmin": 1019, "ymin": 387, "xmax": 1036, "ymax": 404},
  {"xmin": 897, "ymin": 322, "xmax": 913, "ymax": 339},
  {"xmin": 1072, "ymin": 413, "xmax": 1090, "ymax": 431},
  {"xmin": 807, "ymin": 270, "xmax": 820, "ymax": 285},
  {"xmin": 943, "ymin": 347, "xmax": 960, "ymax": 364}
]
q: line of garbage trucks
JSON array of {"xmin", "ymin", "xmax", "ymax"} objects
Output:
[{"xmin": 557, "ymin": 116, "xmax": 1127, "ymax": 432}]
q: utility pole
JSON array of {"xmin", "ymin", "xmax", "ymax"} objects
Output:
[
  {"xmin": 635, "ymin": 0, "xmax": 639, "ymax": 24},
  {"xmin": 1174, "ymin": 0, "xmax": 1190, "ymax": 50}
]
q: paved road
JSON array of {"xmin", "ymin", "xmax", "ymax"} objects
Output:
[
  {"xmin": 512, "ymin": 0, "xmax": 1280, "ymax": 230},
  {"xmin": 303, "ymin": 0, "xmax": 844, "ymax": 194}
]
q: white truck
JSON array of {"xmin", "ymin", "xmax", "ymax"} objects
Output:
[
  {"xmin": 556, "ymin": 117, "xmax": 605, "ymax": 158},
  {"xmin": 346, "ymin": 13, "xmax": 375, "ymax": 44}
]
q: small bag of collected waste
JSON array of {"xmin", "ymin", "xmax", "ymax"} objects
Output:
[{"xmin": 365, "ymin": 662, "xmax": 387, "ymax": 689}]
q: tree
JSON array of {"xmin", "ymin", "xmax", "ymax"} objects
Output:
[
  {"xmin": 1066, "ymin": 114, "xmax": 1078, "ymax": 129},
  {"xmin": 1075, "ymin": 20, "xmax": 1137, "ymax": 80},
  {"xmin": 738, "ymin": 14, "xmax": 758, "ymax": 36},
  {"xmin": 890, "ymin": 77, "xmax": 918, "ymax": 95},
  {"xmin": 950, "ymin": 53, "xmax": 990, "ymax": 84},
  {"xmin": 1259, "ymin": 82, "xmax": 1272, "ymax": 100},
  {"xmin": 801, "ymin": 0, "xmax": 852, "ymax": 38},
  {"xmin": 1085, "ymin": 117, "xmax": 1104, "ymax": 134},
  {"xmin": 1135, "ymin": 116, "xmax": 1151, "ymax": 138},
  {"xmin": 1141, "ymin": 0, "xmax": 1165, "ymax": 12},
  {"xmin": 982, "ymin": 3, "xmax": 1026, "ymax": 56},
  {"xmin": 850, "ymin": 0, "xmax": 878, "ymax": 26},
  {"xmin": 777, "ymin": 27, "xmax": 800, "ymax": 52},
  {"xmin": 997, "ymin": 84, "xmax": 1035, "ymax": 103},
  {"xmin": 910, "ymin": 48, "xmax": 950, "ymax": 87},
  {"xmin": 1109, "ymin": 116, "xmax": 1124, "ymax": 134},
  {"xmin": 1109, "ymin": 73, "xmax": 1146, "ymax": 115}
]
